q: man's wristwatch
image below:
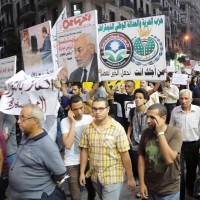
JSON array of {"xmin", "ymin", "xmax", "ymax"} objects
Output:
[{"xmin": 157, "ymin": 132, "xmax": 165, "ymax": 137}]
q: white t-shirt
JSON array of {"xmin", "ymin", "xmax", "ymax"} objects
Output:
[{"xmin": 61, "ymin": 114, "xmax": 93, "ymax": 166}]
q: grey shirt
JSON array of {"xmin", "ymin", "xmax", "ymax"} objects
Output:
[
  {"xmin": 9, "ymin": 131, "xmax": 66, "ymax": 199},
  {"xmin": 0, "ymin": 112, "xmax": 17, "ymax": 156}
]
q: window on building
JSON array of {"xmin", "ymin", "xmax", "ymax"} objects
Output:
[
  {"xmin": 40, "ymin": 15, "xmax": 46, "ymax": 22},
  {"xmin": 96, "ymin": 5, "xmax": 103, "ymax": 24},
  {"xmin": 121, "ymin": 16, "xmax": 127, "ymax": 21},
  {"xmin": 16, "ymin": 3, "xmax": 20, "ymax": 18},
  {"xmin": 153, "ymin": 9, "xmax": 156, "ymax": 15},
  {"xmin": 140, "ymin": 0, "xmax": 143, "ymax": 9},
  {"xmin": 52, "ymin": 8, "xmax": 58, "ymax": 26},
  {"xmin": 71, "ymin": 3, "xmax": 82, "ymax": 16},
  {"xmin": 146, "ymin": 4, "xmax": 149, "ymax": 14},
  {"xmin": 109, "ymin": 11, "xmax": 115, "ymax": 22},
  {"xmin": 134, "ymin": 0, "xmax": 137, "ymax": 9}
]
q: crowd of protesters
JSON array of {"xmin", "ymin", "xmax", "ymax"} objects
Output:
[{"xmin": 0, "ymin": 69, "xmax": 200, "ymax": 200}]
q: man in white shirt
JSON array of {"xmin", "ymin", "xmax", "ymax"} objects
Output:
[
  {"xmin": 140, "ymin": 80, "xmax": 160, "ymax": 108},
  {"xmin": 162, "ymin": 76, "xmax": 179, "ymax": 124},
  {"xmin": 170, "ymin": 89, "xmax": 200, "ymax": 199},
  {"xmin": 61, "ymin": 96, "xmax": 95, "ymax": 200}
]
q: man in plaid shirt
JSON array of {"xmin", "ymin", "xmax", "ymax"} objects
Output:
[{"xmin": 79, "ymin": 97, "xmax": 136, "ymax": 200}]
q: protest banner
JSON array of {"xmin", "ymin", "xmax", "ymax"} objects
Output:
[
  {"xmin": 98, "ymin": 15, "xmax": 166, "ymax": 81},
  {"xmin": 52, "ymin": 7, "xmax": 67, "ymax": 71},
  {"xmin": 172, "ymin": 73, "xmax": 188, "ymax": 85},
  {"xmin": 20, "ymin": 21, "xmax": 53, "ymax": 76},
  {"xmin": 57, "ymin": 10, "xmax": 100, "ymax": 82},
  {"xmin": 194, "ymin": 65, "xmax": 200, "ymax": 72},
  {"xmin": 0, "ymin": 70, "xmax": 59, "ymax": 116},
  {"xmin": 0, "ymin": 56, "xmax": 16, "ymax": 93}
]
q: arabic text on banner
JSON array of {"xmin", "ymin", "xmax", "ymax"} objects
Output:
[
  {"xmin": 0, "ymin": 70, "xmax": 58, "ymax": 116},
  {"xmin": 57, "ymin": 10, "xmax": 100, "ymax": 82},
  {"xmin": 0, "ymin": 56, "xmax": 16, "ymax": 93},
  {"xmin": 98, "ymin": 15, "xmax": 166, "ymax": 81}
]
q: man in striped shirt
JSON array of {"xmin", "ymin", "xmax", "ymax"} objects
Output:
[{"xmin": 79, "ymin": 97, "xmax": 136, "ymax": 200}]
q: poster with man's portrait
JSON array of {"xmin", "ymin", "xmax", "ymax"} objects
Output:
[
  {"xmin": 57, "ymin": 10, "xmax": 99, "ymax": 82},
  {"xmin": 20, "ymin": 21, "xmax": 53, "ymax": 76}
]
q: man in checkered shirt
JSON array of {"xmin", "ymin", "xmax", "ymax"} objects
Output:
[{"xmin": 79, "ymin": 97, "xmax": 136, "ymax": 200}]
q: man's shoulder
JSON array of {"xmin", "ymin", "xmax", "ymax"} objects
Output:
[
  {"xmin": 69, "ymin": 68, "xmax": 82, "ymax": 81},
  {"xmin": 167, "ymin": 125, "xmax": 182, "ymax": 134},
  {"xmin": 191, "ymin": 104, "xmax": 200, "ymax": 111}
]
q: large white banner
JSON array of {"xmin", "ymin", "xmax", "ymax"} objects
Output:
[
  {"xmin": 0, "ymin": 70, "xmax": 59, "ymax": 115},
  {"xmin": 20, "ymin": 21, "xmax": 53, "ymax": 76},
  {"xmin": 98, "ymin": 15, "xmax": 166, "ymax": 81},
  {"xmin": 57, "ymin": 10, "xmax": 100, "ymax": 82},
  {"xmin": 0, "ymin": 56, "xmax": 16, "ymax": 93},
  {"xmin": 52, "ymin": 7, "xmax": 67, "ymax": 71}
]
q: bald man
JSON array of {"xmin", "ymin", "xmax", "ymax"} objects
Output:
[{"xmin": 69, "ymin": 33, "xmax": 98, "ymax": 82}]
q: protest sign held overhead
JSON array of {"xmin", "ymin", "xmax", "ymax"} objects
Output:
[
  {"xmin": 57, "ymin": 10, "xmax": 100, "ymax": 82},
  {"xmin": 0, "ymin": 56, "xmax": 16, "ymax": 93},
  {"xmin": 0, "ymin": 70, "xmax": 59, "ymax": 116},
  {"xmin": 20, "ymin": 21, "xmax": 53, "ymax": 76},
  {"xmin": 99, "ymin": 15, "xmax": 166, "ymax": 81},
  {"xmin": 52, "ymin": 7, "xmax": 67, "ymax": 71}
]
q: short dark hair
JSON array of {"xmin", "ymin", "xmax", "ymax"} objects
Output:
[
  {"xmin": 71, "ymin": 82, "xmax": 82, "ymax": 89},
  {"xmin": 165, "ymin": 76, "xmax": 171, "ymax": 83},
  {"xmin": 93, "ymin": 97, "xmax": 109, "ymax": 107},
  {"xmin": 69, "ymin": 95, "xmax": 83, "ymax": 107},
  {"xmin": 148, "ymin": 103, "xmax": 167, "ymax": 117},
  {"xmin": 134, "ymin": 88, "xmax": 149, "ymax": 100},
  {"xmin": 42, "ymin": 27, "xmax": 47, "ymax": 33},
  {"xmin": 125, "ymin": 80, "xmax": 135, "ymax": 87}
]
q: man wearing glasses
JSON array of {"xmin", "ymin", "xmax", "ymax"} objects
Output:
[
  {"xmin": 79, "ymin": 97, "xmax": 136, "ymax": 200},
  {"xmin": 9, "ymin": 104, "xmax": 66, "ymax": 200},
  {"xmin": 61, "ymin": 96, "xmax": 95, "ymax": 200},
  {"xmin": 68, "ymin": 33, "xmax": 98, "ymax": 82}
]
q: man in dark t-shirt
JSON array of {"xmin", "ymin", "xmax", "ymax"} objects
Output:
[{"xmin": 138, "ymin": 103, "xmax": 182, "ymax": 199}]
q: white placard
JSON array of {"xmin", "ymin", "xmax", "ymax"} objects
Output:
[
  {"xmin": 0, "ymin": 56, "xmax": 16, "ymax": 92},
  {"xmin": 194, "ymin": 65, "xmax": 200, "ymax": 72},
  {"xmin": 98, "ymin": 15, "xmax": 166, "ymax": 81},
  {"xmin": 172, "ymin": 73, "xmax": 188, "ymax": 85},
  {"xmin": 0, "ymin": 70, "xmax": 59, "ymax": 116}
]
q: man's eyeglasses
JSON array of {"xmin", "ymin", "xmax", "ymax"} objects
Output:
[
  {"xmin": 125, "ymin": 85, "xmax": 133, "ymax": 88},
  {"xmin": 92, "ymin": 106, "xmax": 108, "ymax": 112},
  {"xmin": 18, "ymin": 115, "xmax": 35, "ymax": 121}
]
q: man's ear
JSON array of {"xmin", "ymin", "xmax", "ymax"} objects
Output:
[
  {"xmin": 162, "ymin": 114, "xmax": 167, "ymax": 122},
  {"xmin": 89, "ymin": 44, "xmax": 95, "ymax": 54}
]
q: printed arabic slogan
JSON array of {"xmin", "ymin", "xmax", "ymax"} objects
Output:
[
  {"xmin": 0, "ymin": 70, "xmax": 58, "ymax": 116},
  {"xmin": 99, "ymin": 15, "xmax": 166, "ymax": 81},
  {"xmin": 57, "ymin": 10, "xmax": 100, "ymax": 82},
  {"xmin": 0, "ymin": 56, "xmax": 16, "ymax": 93},
  {"xmin": 20, "ymin": 21, "xmax": 54, "ymax": 76}
]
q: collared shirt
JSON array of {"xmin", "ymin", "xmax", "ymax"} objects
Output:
[
  {"xmin": 9, "ymin": 131, "xmax": 66, "ymax": 199},
  {"xmin": 163, "ymin": 84, "xmax": 179, "ymax": 104},
  {"xmin": 79, "ymin": 118, "xmax": 130, "ymax": 185},
  {"xmin": 169, "ymin": 105, "xmax": 200, "ymax": 141}
]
